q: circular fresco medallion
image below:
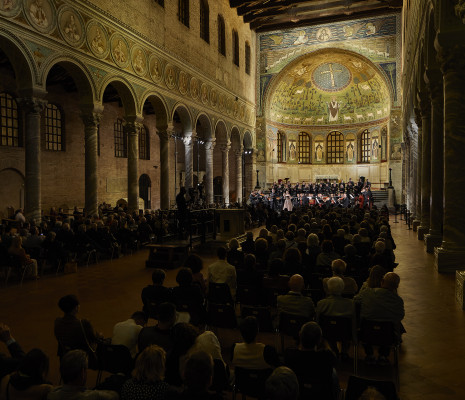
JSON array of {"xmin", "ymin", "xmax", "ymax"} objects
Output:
[
  {"xmin": 312, "ymin": 62, "xmax": 351, "ymax": 92},
  {"xmin": 0, "ymin": 0, "xmax": 22, "ymax": 18},
  {"xmin": 190, "ymin": 77, "xmax": 199, "ymax": 99},
  {"xmin": 149, "ymin": 55, "xmax": 163, "ymax": 83},
  {"xmin": 58, "ymin": 6, "xmax": 85, "ymax": 47},
  {"xmin": 131, "ymin": 45, "xmax": 147, "ymax": 76},
  {"xmin": 178, "ymin": 71, "xmax": 189, "ymax": 95},
  {"xmin": 24, "ymin": 0, "xmax": 55, "ymax": 34},
  {"xmin": 110, "ymin": 33, "xmax": 130, "ymax": 68},
  {"xmin": 200, "ymin": 83, "xmax": 209, "ymax": 105},
  {"xmin": 316, "ymin": 27, "xmax": 332, "ymax": 42},
  {"xmin": 165, "ymin": 64, "xmax": 177, "ymax": 89},
  {"xmin": 86, "ymin": 20, "xmax": 109, "ymax": 59}
]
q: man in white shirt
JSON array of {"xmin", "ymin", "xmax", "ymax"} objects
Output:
[
  {"xmin": 111, "ymin": 311, "xmax": 147, "ymax": 358},
  {"xmin": 208, "ymin": 247, "xmax": 237, "ymax": 299}
]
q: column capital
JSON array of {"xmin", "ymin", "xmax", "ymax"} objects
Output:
[
  {"xmin": 81, "ymin": 112, "xmax": 102, "ymax": 128},
  {"xmin": 182, "ymin": 135, "xmax": 194, "ymax": 147},
  {"xmin": 17, "ymin": 97, "xmax": 47, "ymax": 114},
  {"xmin": 220, "ymin": 141, "xmax": 231, "ymax": 153},
  {"xmin": 235, "ymin": 147, "xmax": 244, "ymax": 157},
  {"xmin": 437, "ymin": 44, "xmax": 465, "ymax": 75},
  {"xmin": 157, "ymin": 129, "xmax": 171, "ymax": 140},
  {"xmin": 205, "ymin": 139, "xmax": 216, "ymax": 151}
]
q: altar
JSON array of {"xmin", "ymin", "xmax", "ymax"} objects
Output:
[{"xmin": 215, "ymin": 209, "xmax": 245, "ymax": 241}]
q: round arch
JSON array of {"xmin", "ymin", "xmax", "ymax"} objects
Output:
[
  {"xmin": 100, "ymin": 76, "xmax": 138, "ymax": 116},
  {"xmin": 214, "ymin": 119, "xmax": 228, "ymax": 144},
  {"xmin": 195, "ymin": 112, "xmax": 212, "ymax": 140},
  {"xmin": 141, "ymin": 92, "xmax": 169, "ymax": 132},
  {"xmin": 172, "ymin": 103, "xmax": 193, "ymax": 136},
  {"xmin": 243, "ymin": 130, "xmax": 253, "ymax": 149}
]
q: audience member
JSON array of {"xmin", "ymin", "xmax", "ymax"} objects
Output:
[
  {"xmin": 184, "ymin": 254, "xmax": 207, "ymax": 295},
  {"xmin": 8, "ymin": 236, "xmax": 39, "ymax": 279},
  {"xmin": 277, "ymin": 274, "xmax": 315, "ymax": 320},
  {"xmin": 112, "ymin": 311, "xmax": 147, "ymax": 358},
  {"xmin": 208, "ymin": 247, "xmax": 237, "ymax": 299},
  {"xmin": 0, "ymin": 324, "xmax": 25, "ymax": 380},
  {"xmin": 264, "ymin": 367, "xmax": 299, "ymax": 400},
  {"xmin": 226, "ymin": 239, "xmax": 244, "ymax": 271},
  {"xmin": 323, "ymin": 259, "xmax": 358, "ymax": 297},
  {"xmin": 141, "ymin": 269, "xmax": 172, "ymax": 316}
]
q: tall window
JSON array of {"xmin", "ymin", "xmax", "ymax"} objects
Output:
[
  {"xmin": 245, "ymin": 41, "xmax": 251, "ymax": 75},
  {"xmin": 218, "ymin": 15, "xmax": 226, "ymax": 56},
  {"xmin": 361, "ymin": 129, "xmax": 371, "ymax": 163},
  {"xmin": 277, "ymin": 131, "xmax": 285, "ymax": 162},
  {"xmin": 139, "ymin": 125, "xmax": 150, "ymax": 160},
  {"xmin": 0, "ymin": 93, "xmax": 20, "ymax": 147},
  {"xmin": 114, "ymin": 119, "xmax": 127, "ymax": 158},
  {"xmin": 200, "ymin": 0, "xmax": 209, "ymax": 43},
  {"xmin": 178, "ymin": 0, "xmax": 189, "ymax": 27},
  {"xmin": 44, "ymin": 104, "xmax": 63, "ymax": 151},
  {"xmin": 232, "ymin": 29, "xmax": 239, "ymax": 66},
  {"xmin": 154, "ymin": 0, "xmax": 164, "ymax": 7},
  {"xmin": 327, "ymin": 131, "xmax": 344, "ymax": 164},
  {"xmin": 298, "ymin": 132, "xmax": 310, "ymax": 164}
]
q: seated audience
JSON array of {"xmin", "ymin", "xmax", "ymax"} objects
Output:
[
  {"xmin": 141, "ymin": 269, "xmax": 172, "ymax": 316},
  {"xmin": 264, "ymin": 367, "xmax": 299, "ymax": 400},
  {"xmin": 8, "ymin": 236, "xmax": 39, "ymax": 279},
  {"xmin": 184, "ymin": 254, "xmax": 207, "ymax": 295},
  {"xmin": 48, "ymin": 350, "xmax": 118, "ymax": 400},
  {"xmin": 207, "ymin": 247, "xmax": 237, "ymax": 299},
  {"xmin": 138, "ymin": 302, "xmax": 177, "ymax": 355},
  {"xmin": 231, "ymin": 316, "xmax": 280, "ymax": 370},
  {"xmin": 282, "ymin": 248, "xmax": 302, "ymax": 276},
  {"xmin": 0, "ymin": 324, "xmax": 25, "ymax": 380},
  {"xmin": 315, "ymin": 240, "xmax": 339, "ymax": 275},
  {"xmin": 323, "ymin": 259, "xmax": 358, "ymax": 297},
  {"xmin": 121, "ymin": 345, "xmax": 176, "ymax": 400},
  {"xmin": 112, "ymin": 311, "xmax": 147, "ymax": 358},
  {"xmin": 277, "ymin": 274, "xmax": 315, "ymax": 320},
  {"xmin": 226, "ymin": 239, "xmax": 244, "ymax": 270},
  {"xmin": 241, "ymin": 232, "xmax": 255, "ymax": 255},
  {"xmin": 358, "ymin": 265, "xmax": 386, "ymax": 293},
  {"xmin": 1, "ymin": 348, "xmax": 53, "ymax": 400}
]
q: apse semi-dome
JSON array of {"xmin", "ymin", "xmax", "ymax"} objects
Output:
[{"xmin": 268, "ymin": 49, "xmax": 391, "ymax": 126}]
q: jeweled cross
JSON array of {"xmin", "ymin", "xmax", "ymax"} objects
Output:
[{"xmin": 320, "ymin": 63, "xmax": 342, "ymax": 87}]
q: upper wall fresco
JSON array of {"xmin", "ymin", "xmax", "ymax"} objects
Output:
[{"xmin": 257, "ymin": 13, "xmax": 401, "ymax": 115}]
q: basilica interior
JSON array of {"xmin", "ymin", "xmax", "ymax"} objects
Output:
[{"xmin": 1, "ymin": 0, "xmax": 465, "ymax": 399}]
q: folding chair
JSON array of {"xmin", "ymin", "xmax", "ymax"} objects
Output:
[
  {"xmin": 207, "ymin": 303, "xmax": 238, "ymax": 330},
  {"xmin": 241, "ymin": 305, "xmax": 275, "ymax": 333},
  {"xmin": 232, "ymin": 367, "xmax": 273, "ymax": 400},
  {"xmin": 278, "ymin": 312, "xmax": 311, "ymax": 352},
  {"xmin": 236, "ymin": 285, "xmax": 261, "ymax": 307},
  {"xmin": 208, "ymin": 282, "xmax": 234, "ymax": 305}
]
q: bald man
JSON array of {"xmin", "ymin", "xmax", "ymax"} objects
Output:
[{"xmin": 277, "ymin": 274, "xmax": 315, "ymax": 319}]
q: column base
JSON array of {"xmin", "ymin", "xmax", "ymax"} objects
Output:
[
  {"xmin": 412, "ymin": 219, "xmax": 421, "ymax": 232},
  {"xmin": 424, "ymin": 233, "xmax": 443, "ymax": 254},
  {"xmin": 435, "ymin": 246, "xmax": 465, "ymax": 273},
  {"xmin": 417, "ymin": 225, "xmax": 429, "ymax": 240}
]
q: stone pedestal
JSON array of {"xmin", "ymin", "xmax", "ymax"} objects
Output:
[
  {"xmin": 215, "ymin": 208, "xmax": 245, "ymax": 241},
  {"xmin": 435, "ymin": 246, "xmax": 465, "ymax": 273},
  {"xmin": 455, "ymin": 270, "xmax": 465, "ymax": 309},
  {"xmin": 424, "ymin": 234, "xmax": 443, "ymax": 254},
  {"xmin": 412, "ymin": 220, "xmax": 421, "ymax": 232},
  {"xmin": 417, "ymin": 226, "xmax": 429, "ymax": 241}
]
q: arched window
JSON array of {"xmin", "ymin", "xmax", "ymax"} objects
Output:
[
  {"xmin": 218, "ymin": 15, "xmax": 226, "ymax": 56},
  {"xmin": 245, "ymin": 41, "xmax": 251, "ymax": 75},
  {"xmin": 0, "ymin": 93, "xmax": 20, "ymax": 147},
  {"xmin": 178, "ymin": 0, "xmax": 189, "ymax": 27},
  {"xmin": 360, "ymin": 129, "xmax": 371, "ymax": 163},
  {"xmin": 298, "ymin": 132, "xmax": 311, "ymax": 164},
  {"xmin": 327, "ymin": 131, "xmax": 344, "ymax": 164},
  {"xmin": 139, "ymin": 125, "xmax": 150, "ymax": 160},
  {"xmin": 200, "ymin": 0, "xmax": 209, "ymax": 43},
  {"xmin": 114, "ymin": 119, "xmax": 127, "ymax": 158},
  {"xmin": 232, "ymin": 29, "xmax": 239, "ymax": 66},
  {"xmin": 277, "ymin": 131, "xmax": 286, "ymax": 162},
  {"xmin": 45, "ymin": 104, "xmax": 64, "ymax": 151}
]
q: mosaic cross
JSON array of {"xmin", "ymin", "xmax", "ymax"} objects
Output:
[{"xmin": 320, "ymin": 63, "xmax": 343, "ymax": 88}]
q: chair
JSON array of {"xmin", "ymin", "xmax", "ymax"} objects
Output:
[
  {"xmin": 278, "ymin": 313, "xmax": 311, "ymax": 352},
  {"xmin": 357, "ymin": 319, "xmax": 400, "ymax": 387},
  {"xmin": 319, "ymin": 315, "xmax": 357, "ymax": 373},
  {"xmin": 344, "ymin": 375, "xmax": 399, "ymax": 400},
  {"xmin": 236, "ymin": 285, "xmax": 261, "ymax": 306},
  {"xmin": 263, "ymin": 286, "xmax": 288, "ymax": 308},
  {"xmin": 208, "ymin": 282, "xmax": 234, "ymax": 305},
  {"xmin": 232, "ymin": 367, "xmax": 273, "ymax": 400},
  {"xmin": 96, "ymin": 344, "xmax": 134, "ymax": 384},
  {"xmin": 241, "ymin": 305, "xmax": 275, "ymax": 333},
  {"xmin": 8, "ymin": 255, "xmax": 33, "ymax": 286},
  {"xmin": 207, "ymin": 303, "xmax": 237, "ymax": 330}
]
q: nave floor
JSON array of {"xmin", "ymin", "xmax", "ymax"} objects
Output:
[{"xmin": 0, "ymin": 219, "xmax": 464, "ymax": 400}]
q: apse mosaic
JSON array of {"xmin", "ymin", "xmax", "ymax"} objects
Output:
[{"xmin": 269, "ymin": 49, "xmax": 391, "ymax": 127}]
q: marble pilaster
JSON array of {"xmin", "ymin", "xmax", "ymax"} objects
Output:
[
  {"xmin": 435, "ymin": 45, "xmax": 465, "ymax": 272},
  {"xmin": 183, "ymin": 135, "xmax": 194, "ymax": 190},
  {"xmin": 19, "ymin": 97, "xmax": 47, "ymax": 223},
  {"xmin": 158, "ymin": 129, "xmax": 172, "ymax": 210},
  {"xmin": 221, "ymin": 143, "xmax": 231, "ymax": 205},
  {"xmin": 81, "ymin": 110, "xmax": 102, "ymax": 217},
  {"xmin": 124, "ymin": 117, "xmax": 143, "ymax": 213},
  {"xmin": 418, "ymin": 92, "xmax": 431, "ymax": 240},
  {"xmin": 412, "ymin": 110, "xmax": 422, "ymax": 232},
  {"xmin": 425, "ymin": 77, "xmax": 444, "ymax": 253},
  {"xmin": 205, "ymin": 139, "xmax": 215, "ymax": 205},
  {"xmin": 235, "ymin": 148, "xmax": 243, "ymax": 205}
]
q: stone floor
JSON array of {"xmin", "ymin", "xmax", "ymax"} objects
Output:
[{"xmin": 0, "ymin": 218, "xmax": 464, "ymax": 400}]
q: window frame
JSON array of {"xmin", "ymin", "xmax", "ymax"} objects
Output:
[
  {"xmin": 245, "ymin": 41, "xmax": 251, "ymax": 75},
  {"xmin": 200, "ymin": 0, "xmax": 209, "ymax": 43},
  {"xmin": 218, "ymin": 14, "xmax": 226, "ymax": 56},
  {"xmin": 178, "ymin": 0, "xmax": 189, "ymax": 28},
  {"xmin": 139, "ymin": 125, "xmax": 150, "ymax": 160},
  {"xmin": 277, "ymin": 131, "xmax": 286, "ymax": 163},
  {"xmin": 114, "ymin": 118, "xmax": 127, "ymax": 158},
  {"xmin": 44, "ymin": 103, "xmax": 64, "ymax": 152},
  {"xmin": 232, "ymin": 29, "xmax": 239, "ymax": 66},
  {"xmin": 360, "ymin": 129, "xmax": 371, "ymax": 163},
  {"xmin": 326, "ymin": 131, "xmax": 344, "ymax": 164},
  {"xmin": 0, "ymin": 92, "xmax": 21, "ymax": 147},
  {"xmin": 298, "ymin": 132, "xmax": 311, "ymax": 164}
]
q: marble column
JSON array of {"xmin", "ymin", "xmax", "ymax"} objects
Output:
[
  {"xmin": 124, "ymin": 118, "xmax": 142, "ymax": 213},
  {"xmin": 81, "ymin": 110, "xmax": 102, "ymax": 217},
  {"xmin": 418, "ymin": 93, "xmax": 431, "ymax": 240},
  {"xmin": 435, "ymin": 46, "xmax": 465, "ymax": 271},
  {"xmin": 221, "ymin": 143, "xmax": 231, "ymax": 205},
  {"xmin": 425, "ymin": 76, "xmax": 444, "ymax": 252},
  {"xmin": 205, "ymin": 139, "xmax": 215, "ymax": 205},
  {"xmin": 412, "ymin": 111, "xmax": 422, "ymax": 232},
  {"xmin": 19, "ymin": 97, "xmax": 47, "ymax": 223},
  {"xmin": 183, "ymin": 135, "xmax": 194, "ymax": 190},
  {"xmin": 235, "ymin": 148, "xmax": 243, "ymax": 205},
  {"xmin": 158, "ymin": 129, "xmax": 171, "ymax": 209}
]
